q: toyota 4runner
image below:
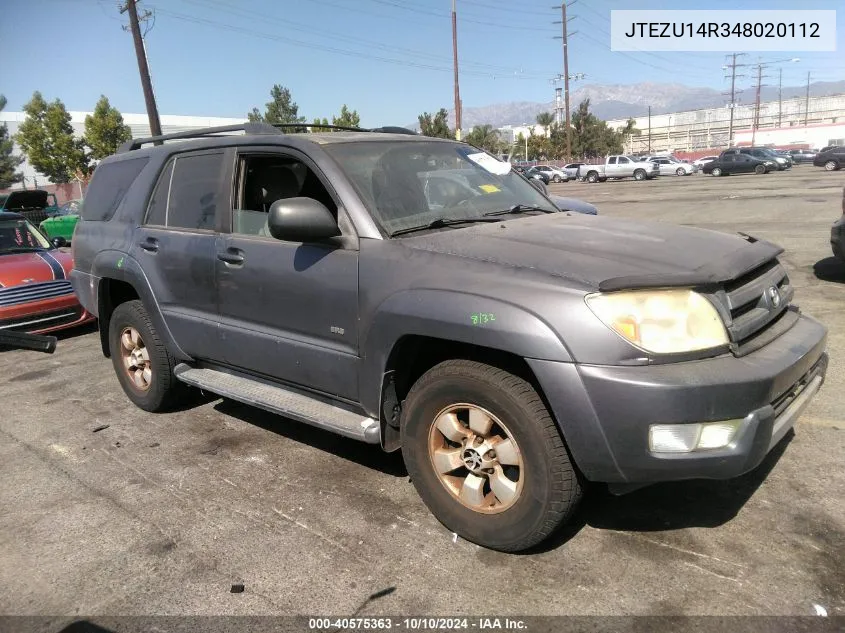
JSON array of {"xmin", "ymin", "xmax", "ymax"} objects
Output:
[{"xmin": 71, "ymin": 123, "xmax": 828, "ymax": 552}]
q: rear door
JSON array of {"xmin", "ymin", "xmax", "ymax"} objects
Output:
[{"xmin": 130, "ymin": 150, "xmax": 228, "ymax": 360}]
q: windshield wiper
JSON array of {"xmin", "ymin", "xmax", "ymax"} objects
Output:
[
  {"xmin": 482, "ymin": 204, "xmax": 556, "ymax": 217},
  {"xmin": 389, "ymin": 216, "xmax": 502, "ymax": 237},
  {"xmin": 2, "ymin": 246, "xmax": 44, "ymax": 253}
]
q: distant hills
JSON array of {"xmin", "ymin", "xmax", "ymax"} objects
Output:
[{"xmin": 418, "ymin": 80, "xmax": 845, "ymax": 129}]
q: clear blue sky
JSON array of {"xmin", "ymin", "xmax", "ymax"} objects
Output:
[{"xmin": 1, "ymin": 0, "xmax": 842, "ymax": 126}]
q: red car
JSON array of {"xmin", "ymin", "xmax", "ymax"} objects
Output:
[{"xmin": 0, "ymin": 211, "xmax": 94, "ymax": 333}]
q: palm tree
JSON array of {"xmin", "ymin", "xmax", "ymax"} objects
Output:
[
  {"xmin": 535, "ymin": 112, "xmax": 555, "ymax": 128},
  {"xmin": 465, "ymin": 124, "xmax": 501, "ymax": 153}
]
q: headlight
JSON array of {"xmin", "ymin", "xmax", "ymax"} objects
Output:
[{"xmin": 585, "ymin": 289, "xmax": 729, "ymax": 353}]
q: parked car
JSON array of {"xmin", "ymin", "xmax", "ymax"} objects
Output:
[
  {"xmin": 832, "ymin": 186, "xmax": 845, "ymax": 262},
  {"xmin": 722, "ymin": 147, "xmax": 791, "ymax": 170},
  {"xmin": 578, "ymin": 155, "xmax": 659, "ymax": 182},
  {"xmin": 692, "ymin": 156, "xmax": 719, "ymax": 169},
  {"xmin": 531, "ymin": 165, "xmax": 569, "ymax": 183},
  {"xmin": 548, "ymin": 195, "xmax": 597, "ymax": 215},
  {"xmin": 0, "ymin": 211, "xmax": 94, "ymax": 333},
  {"xmin": 703, "ymin": 153, "xmax": 774, "ymax": 176},
  {"xmin": 39, "ymin": 199, "xmax": 83, "ymax": 243},
  {"xmin": 642, "ymin": 155, "xmax": 695, "ymax": 176},
  {"xmin": 814, "ymin": 146, "xmax": 845, "ymax": 171},
  {"xmin": 788, "ymin": 149, "xmax": 817, "ymax": 164},
  {"xmin": 0, "ymin": 190, "xmax": 61, "ymax": 225},
  {"xmin": 71, "ymin": 123, "xmax": 828, "ymax": 552},
  {"xmin": 524, "ymin": 166, "xmax": 550, "ymax": 184},
  {"xmin": 562, "ymin": 163, "xmax": 585, "ymax": 179}
]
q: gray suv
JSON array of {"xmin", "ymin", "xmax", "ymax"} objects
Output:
[{"xmin": 71, "ymin": 123, "xmax": 828, "ymax": 552}]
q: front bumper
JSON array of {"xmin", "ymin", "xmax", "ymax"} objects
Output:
[
  {"xmin": 528, "ymin": 313, "xmax": 828, "ymax": 484},
  {"xmin": 0, "ymin": 294, "xmax": 94, "ymax": 334},
  {"xmin": 831, "ymin": 216, "xmax": 845, "ymax": 261}
]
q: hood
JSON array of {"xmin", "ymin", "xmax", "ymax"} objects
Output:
[
  {"xmin": 0, "ymin": 249, "xmax": 72, "ymax": 287},
  {"xmin": 400, "ymin": 213, "xmax": 781, "ymax": 291},
  {"xmin": 1, "ymin": 190, "xmax": 49, "ymax": 211}
]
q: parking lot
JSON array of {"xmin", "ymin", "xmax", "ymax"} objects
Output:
[{"xmin": 1, "ymin": 167, "xmax": 844, "ymax": 617}]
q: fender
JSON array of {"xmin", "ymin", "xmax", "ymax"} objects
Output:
[
  {"xmin": 359, "ymin": 289, "xmax": 573, "ymax": 415},
  {"xmin": 92, "ymin": 250, "xmax": 190, "ymax": 361}
]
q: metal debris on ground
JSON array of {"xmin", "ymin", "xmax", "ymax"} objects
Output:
[
  {"xmin": 92, "ymin": 424, "xmax": 110, "ymax": 433},
  {"xmin": 230, "ymin": 583, "xmax": 245, "ymax": 593}
]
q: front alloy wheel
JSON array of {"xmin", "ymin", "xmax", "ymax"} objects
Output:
[
  {"xmin": 712, "ymin": 167, "xmax": 722, "ymax": 176},
  {"xmin": 429, "ymin": 404, "xmax": 523, "ymax": 514},
  {"xmin": 826, "ymin": 160, "xmax": 838, "ymax": 171}
]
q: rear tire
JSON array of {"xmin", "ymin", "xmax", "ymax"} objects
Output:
[
  {"xmin": 108, "ymin": 300, "xmax": 189, "ymax": 412},
  {"xmin": 586, "ymin": 171, "xmax": 599, "ymax": 183},
  {"xmin": 633, "ymin": 169, "xmax": 646, "ymax": 181},
  {"xmin": 401, "ymin": 360, "xmax": 582, "ymax": 552},
  {"xmin": 754, "ymin": 164, "xmax": 766, "ymax": 175}
]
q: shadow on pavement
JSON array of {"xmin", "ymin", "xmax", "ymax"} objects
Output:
[
  {"xmin": 813, "ymin": 256, "xmax": 845, "ymax": 284},
  {"xmin": 532, "ymin": 430, "xmax": 794, "ymax": 553},
  {"xmin": 214, "ymin": 398, "xmax": 408, "ymax": 478}
]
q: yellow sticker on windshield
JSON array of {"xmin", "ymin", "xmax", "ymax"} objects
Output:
[{"xmin": 479, "ymin": 184, "xmax": 500, "ymax": 193}]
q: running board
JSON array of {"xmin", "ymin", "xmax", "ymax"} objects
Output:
[{"xmin": 173, "ymin": 364, "xmax": 380, "ymax": 444}]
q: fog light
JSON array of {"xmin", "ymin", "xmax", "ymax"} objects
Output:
[
  {"xmin": 649, "ymin": 420, "xmax": 743, "ymax": 453},
  {"xmin": 649, "ymin": 424, "xmax": 700, "ymax": 453}
]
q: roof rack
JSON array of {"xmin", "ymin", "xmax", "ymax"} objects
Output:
[
  {"xmin": 117, "ymin": 122, "xmax": 282, "ymax": 153},
  {"xmin": 116, "ymin": 121, "xmax": 420, "ymax": 153}
]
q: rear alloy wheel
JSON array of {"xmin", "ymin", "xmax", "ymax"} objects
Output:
[
  {"xmin": 401, "ymin": 360, "xmax": 582, "ymax": 552},
  {"xmin": 826, "ymin": 160, "xmax": 839, "ymax": 171},
  {"xmin": 712, "ymin": 167, "xmax": 723, "ymax": 176},
  {"xmin": 108, "ymin": 299, "xmax": 189, "ymax": 412},
  {"xmin": 755, "ymin": 164, "xmax": 766, "ymax": 175},
  {"xmin": 586, "ymin": 171, "xmax": 599, "ymax": 183},
  {"xmin": 676, "ymin": 167, "xmax": 686, "ymax": 176},
  {"xmin": 633, "ymin": 169, "xmax": 646, "ymax": 181}
]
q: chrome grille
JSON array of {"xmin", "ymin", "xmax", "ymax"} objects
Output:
[{"xmin": 0, "ymin": 280, "xmax": 74, "ymax": 307}]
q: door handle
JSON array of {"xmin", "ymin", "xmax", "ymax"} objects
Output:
[
  {"xmin": 217, "ymin": 249, "xmax": 245, "ymax": 265},
  {"xmin": 138, "ymin": 237, "xmax": 158, "ymax": 252}
]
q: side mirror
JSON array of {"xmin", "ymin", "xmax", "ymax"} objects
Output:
[
  {"xmin": 528, "ymin": 178, "xmax": 548, "ymax": 195},
  {"xmin": 51, "ymin": 236, "xmax": 68, "ymax": 248},
  {"xmin": 267, "ymin": 197, "xmax": 340, "ymax": 242}
]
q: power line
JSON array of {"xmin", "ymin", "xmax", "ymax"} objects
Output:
[{"xmin": 362, "ymin": 0, "xmax": 557, "ymax": 32}]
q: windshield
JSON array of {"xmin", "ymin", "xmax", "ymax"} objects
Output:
[
  {"xmin": 324, "ymin": 140, "xmax": 557, "ymax": 236},
  {"xmin": 0, "ymin": 217, "xmax": 51, "ymax": 253}
]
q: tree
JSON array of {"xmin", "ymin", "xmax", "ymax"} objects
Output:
[
  {"xmin": 535, "ymin": 111, "xmax": 555, "ymax": 128},
  {"xmin": 418, "ymin": 108, "xmax": 452, "ymax": 139},
  {"xmin": 570, "ymin": 99, "xmax": 624, "ymax": 158},
  {"xmin": 311, "ymin": 117, "xmax": 331, "ymax": 132},
  {"xmin": 0, "ymin": 95, "xmax": 23, "ymax": 188},
  {"xmin": 332, "ymin": 104, "xmax": 360, "ymax": 129},
  {"xmin": 16, "ymin": 91, "xmax": 89, "ymax": 184},
  {"xmin": 464, "ymin": 124, "xmax": 501, "ymax": 153},
  {"xmin": 83, "ymin": 95, "xmax": 131, "ymax": 160},
  {"xmin": 248, "ymin": 84, "xmax": 306, "ymax": 130}
]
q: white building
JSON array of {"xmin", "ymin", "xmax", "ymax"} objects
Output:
[
  {"xmin": 1, "ymin": 111, "xmax": 247, "ymax": 189},
  {"xmin": 604, "ymin": 93, "xmax": 845, "ymax": 154}
]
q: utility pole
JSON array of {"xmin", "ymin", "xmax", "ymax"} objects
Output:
[
  {"xmin": 120, "ymin": 0, "xmax": 161, "ymax": 137},
  {"xmin": 722, "ymin": 53, "xmax": 746, "ymax": 148},
  {"xmin": 452, "ymin": 0, "xmax": 462, "ymax": 141},
  {"xmin": 752, "ymin": 62, "xmax": 765, "ymax": 146},
  {"xmin": 647, "ymin": 106, "xmax": 651, "ymax": 153},
  {"xmin": 777, "ymin": 67, "xmax": 783, "ymax": 127},
  {"xmin": 804, "ymin": 71, "xmax": 811, "ymax": 126},
  {"xmin": 561, "ymin": 2, "xmax": 571, "ymax": 157}
]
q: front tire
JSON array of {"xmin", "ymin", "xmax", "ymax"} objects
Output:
[
  {"xmin": 676, "ymin": 167, "xmax": 686, "ymax": 176},
  {"xmin": 711, "ymin": 167, "xmax": 722, "ymax": 176},
  {"xmin": 108, "ymin": 300, "xmax": 189, "ymax": 412},
  {"xmin": 825, "ymin": 160, "xmax": 839, "ymax": 171},
  {"xmin": 754, "ymin": 164, "xmax": 766, "ymax": 175},
  {"xmin": 552, "ymin": 174, "xmax": 562, "ymax": 183},
  {"xmin": 401, "ymin": 360, "xmax": 582, "ymax": 552},
  {"xmin": 633, "ymin": 169, "xmax": 646, "ymax": 181}
]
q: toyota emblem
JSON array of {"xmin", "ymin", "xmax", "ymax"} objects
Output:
[{"xmin": 768, "ymin": 286, "xmax": 781, "ymax": 308}]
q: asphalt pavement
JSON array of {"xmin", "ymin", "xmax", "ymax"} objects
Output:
[{"xmin": 1, "ymin": 166, "xmax": 843, "ymax": 618}]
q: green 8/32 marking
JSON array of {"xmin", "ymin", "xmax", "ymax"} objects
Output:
[
  {"xmin": 117, "ymin": 256, "xmax": 125, "ymax": 269},
  {"xmin": 470, "ymin": 312, "xmax": 496, "ymax": 326}
]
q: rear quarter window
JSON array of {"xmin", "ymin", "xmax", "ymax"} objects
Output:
[{"xmin": 82, "ymin": 157, "xmax": 149, "ymax": 221}]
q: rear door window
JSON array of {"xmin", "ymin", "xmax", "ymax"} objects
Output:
[
  {"xmin": 144, "ymin": 159, "xmax": 174, "ymax": 226},
  {"xmin": 166, "ymin": 152, "xmax": 225, "ymax": 230},
  {"xmin": 82, "ymin": 157, "xmax": 149, "ymax": 221}
]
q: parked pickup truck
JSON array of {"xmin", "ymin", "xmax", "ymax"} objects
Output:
[
  {"xmin": 578, "ymin": 155, "xmax": 659, "ymax": 183},
  {"xmin": 71, "ymin": 123, "xmax": 828, "ymax": 552}
]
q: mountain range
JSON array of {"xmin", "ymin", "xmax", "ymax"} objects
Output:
[{"xmin": 417, "ymin": 80, "xmax": 845, "ymax": 129}]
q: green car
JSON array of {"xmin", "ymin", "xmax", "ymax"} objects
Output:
[{"xmin": 39, "ymin": 199, "xmax": 82, "ymax": 242}]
